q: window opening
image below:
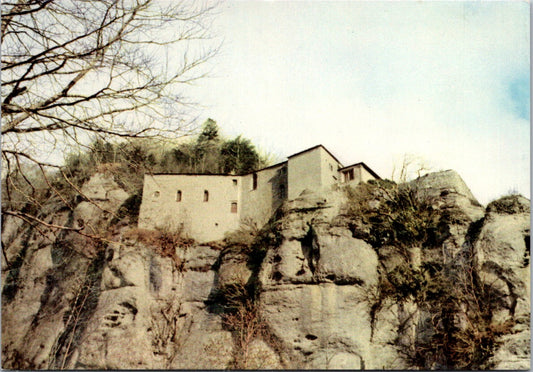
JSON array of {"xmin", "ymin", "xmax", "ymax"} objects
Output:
[
  {"xmin": 176, "ymin": 190, "xmax": 182, "ymax": 202},
  {"xmin": 153, "ymin": 191, "xmax": 160, "ymax": 198},
  {"xmin": 252, "ymin": 173, "xmax": 258, "ymax": 190},
  {"xmin": 232, "ymin": 179, "xmax": 238, "ymax": 186},
  {"xmin": 343, "ymin": 169, "xmax": 354, "ymax": 182},
  {"xmin": 231, "ymin": 202, "xmax": 238, "ymax": 213},
  {"xmin": 204, "ymin": 190, "xmax": 209, "ymax": 202}
]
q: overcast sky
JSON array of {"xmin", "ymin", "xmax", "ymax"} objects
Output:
[{"xmin": 190, "ymin": 1, "xmax": 530, "ymax": 205}]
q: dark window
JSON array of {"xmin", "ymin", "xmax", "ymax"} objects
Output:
[
  {"xmin": 252, "ymin": 173, "xmax": 258, "ymax": 190},
  {"xmin": 204, "ymin": 190, "xmax": 209, "ymax": 202},
  {"xmin": 231, "ymin": 202, "xmax": 238, "ymax": 213},
  {"xmin": 176, "ymin": 190, "xmax": 182, "ymax": 202},
  {"xmin": 233, "ymin": 179, "xmax": 238, "ymax": 186},
  {"xmin": 343, "ymin": 169, "xmax": 354, "ymax": 182}
]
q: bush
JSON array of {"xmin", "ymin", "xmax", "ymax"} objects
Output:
[
  {"xmin": 122, "ymin": 228, "xmax": 193, "ymax": 268},
  {"xmin": 345, "ymin": 180, "xmax": 515, "ymax": 369},
  {"xmin": 345, "ymin": 181, "xmax": 439, "ymax": 254},
  {"xmin": 411, "ymin": 263, "xmax": 515, "ymax": 369},
  {"xmin": 487, "ymin": 194, "xmax": 529, "ymax": 215}
]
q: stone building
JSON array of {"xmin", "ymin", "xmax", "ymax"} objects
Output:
[{"xmin": 138, "ymin": 145, "xmax": 380, "ymax": 242}]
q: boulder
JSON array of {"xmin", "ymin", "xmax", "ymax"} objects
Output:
[
  {"xmin": 181, "ymin": 245, "xmax": 219, "ymax": 271},
  {"xmin": 410, "ymin": 170, "xmax": 485, "ymax": 222},
  {"xmin": 314, "ymin": 226, "xmax": 378, "ymax": 287},
  {"xmin": 218, "ymin": 250, "xmax": 252, "ymax": 289}
]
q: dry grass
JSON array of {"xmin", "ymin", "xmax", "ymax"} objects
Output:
[
  {"xmin": 122, "ymin": 227, "xmax": 193, "ymax": 268},
  {"xmin": 222, "ymin": 297, "xmax": 282, "ymax": 369}
]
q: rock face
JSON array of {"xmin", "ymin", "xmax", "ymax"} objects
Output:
[
  {"xmin": 474, "ymin": 196, "xmax": 530, "ymax": 369},
  {"xmin": 1, "ymin": 170, "xmax": 530, "ymax": 369},
  {"xmin": 259, "ymin": 220, "xmax": 379, "ymax": 368}
]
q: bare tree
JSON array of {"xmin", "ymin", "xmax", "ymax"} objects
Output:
[
  {"xmin": 1, "ymin": 0, "xmax": 218, "ymax": 231},
  {"xmin": 391, "ymin": 154, "xmax": 432, "ymax": 183}
]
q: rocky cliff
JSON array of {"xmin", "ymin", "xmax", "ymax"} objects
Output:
[{"xmin": 1, "ymin": 171, "xmax": 530, "ymax": 369}]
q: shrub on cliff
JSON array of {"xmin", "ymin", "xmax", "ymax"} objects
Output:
[
  {"xmin": 345, "ymin": 178, "xmax": 520, "ymax": 369},
  {"xmin": 486, "ymin": 194, "xmax": 530, "ymax": 215},
  {"xmin": 344, "ymin": 179, "xmax": 439, "ymax": 254}
]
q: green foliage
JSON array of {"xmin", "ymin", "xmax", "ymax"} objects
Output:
[
  {"xmin": 383, "ymin": 264, "xmax": 426, "ymax": 301},
  {"xmin": 346, "ymin": 179, "xmax": 513, "ymax": 369},
  {"xmin": 345, "ymin": 181, "xmax": 439, "ymax": 252},
  {"xmin": 197, "ymin": 118, "xmax": 220, "ymax": 143},
  {"xmin": 190, "ymin": 119, "xmax": 222, "ymax": 173},
  {"xmin": 367, "ymin": 178, "xmax": 396, "ymax": 189},
  {"xmin": 55, "ymin": 139, "xmax": 151, "ymax": 200},
  {"xmin": 220, "ymin": 136, "xmax": 261, "ymax": 175},
  {"xmin": 410, "ymin": 260, "xmax": 514, "ymax": 370},
  {"xmin": 487, "ymin": 194, "xmax": 529, "ymax": 215}
]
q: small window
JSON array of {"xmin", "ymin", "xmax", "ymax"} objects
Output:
[
  {"xmin": 343, "ymin": 169, "xmax": 354, "ymax": 182},
  {"xmin": 252, "ymin": 173, "xmax": 258, "ymax": 190},
  {"xmin": 329, "ymin": 164, "xmax": 333, "ymax": 171},
  {"xmin": 204, "ymin": 190, "xmax": 209, "ymax": 202},
  {"xmin": 233, "ymin": 179, "xmax": 238, "ymax": 186},
  {"xmin": 153, "ymin": 191, "xmax": 160, "ymax": 198},
  {"xmin": 176, "ymin": 190, "xmax": 182, "ymax": 202},
  {"xmin": 231, "ymin": 202, "xmax": 238, "ymax": 213}
]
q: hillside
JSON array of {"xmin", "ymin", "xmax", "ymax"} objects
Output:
[{"xmin": 1, "ymin": 168, "xmax": 530, "ymax": 369}]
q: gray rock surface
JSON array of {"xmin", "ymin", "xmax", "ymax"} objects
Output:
[
  {"xmin": 474, "ymin": 195, "xmax": 530, "ymax": 370},
  {"xmin": 1, "ymin": 171, "xmax": 529, "ymax": 370},
  {"xmin": 410, "ymin": 169, "xmax": 485, "ymax": 222}
]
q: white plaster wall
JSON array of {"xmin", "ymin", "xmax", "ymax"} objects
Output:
[
  {"xmin": 138, "ymin": 174, "xmax": 241, "ymax": 242},
  {"xmin": 287, "ymin": 148, "xmax": 323, "ymax": 199},
  {"xmin": 360, "ymin": 166, "xmax": 376, "ymax": 183},
  {"xmin": 240, "ymin": 164, "xmax": 287, "ymax": 228},
  {"xmin": 319, "ymin": 148, "xmax": 343, "ymax": 192}
]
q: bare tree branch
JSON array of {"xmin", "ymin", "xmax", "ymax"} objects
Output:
[{"xmin": 2, "ymin": 0, "xmax": 219, "ymax": 238}]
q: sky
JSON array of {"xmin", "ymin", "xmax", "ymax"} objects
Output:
[{"xmin": 189, "ymin": 1, "xmax": 530, "ymax": 205}]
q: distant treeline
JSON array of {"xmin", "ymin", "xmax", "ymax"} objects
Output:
[{"xmin": 2, "ymin": 119, "xmax": 272, "ymax": 214}]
